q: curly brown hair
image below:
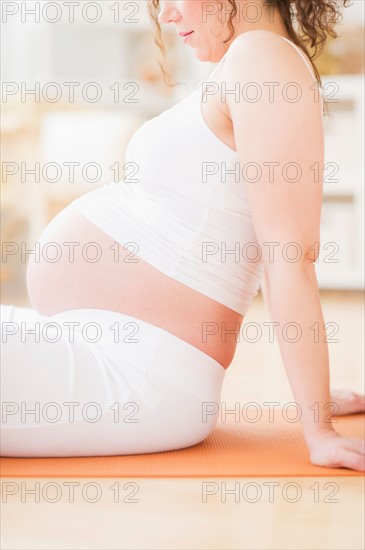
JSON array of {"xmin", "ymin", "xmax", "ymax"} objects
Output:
[{"xmin": 148, "ymin": 0, "xmax": 352, "ymax": 87}]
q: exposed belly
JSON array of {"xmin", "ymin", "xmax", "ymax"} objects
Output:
[{"xmin": 26, "ymin": 204, "xmax": 243, "ymax": 369}]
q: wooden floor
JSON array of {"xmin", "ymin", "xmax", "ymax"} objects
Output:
[{"xmin": 1, "ymin": 290, "xmax": 364, "ymax": 550}]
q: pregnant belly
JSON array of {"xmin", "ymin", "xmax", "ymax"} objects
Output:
[{"xmin": 26, "ymin": 203, "xmax": 243, "ymax": 369}]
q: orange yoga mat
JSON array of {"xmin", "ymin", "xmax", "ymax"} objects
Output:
[{"xmin": 1, "ymin": 411, "xmax": 364, "ymax": 478}]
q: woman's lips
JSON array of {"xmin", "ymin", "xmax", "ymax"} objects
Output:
[{"xmin": 179, "ymin": 30, "xmax": 194, "ymax": 42}]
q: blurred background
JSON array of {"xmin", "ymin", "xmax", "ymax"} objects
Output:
[{"xmin": 1, "ymin": 0, "xmax": 364, "ymax": 305}]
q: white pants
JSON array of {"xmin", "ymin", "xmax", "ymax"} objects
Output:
[{"xmin": 0, "ymin": 305, "xmax": 225, "ymax": 457}]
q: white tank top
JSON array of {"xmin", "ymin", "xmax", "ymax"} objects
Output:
[{"xmin": 72, "ymin": 35, "xmax": 322, "ymax": 315}]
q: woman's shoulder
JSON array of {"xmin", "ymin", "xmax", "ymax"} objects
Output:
[
  {"xmin": 226, "ymin": 29, "xmax": 290, "ymax": 55},
  {"xmin": 223, "ymin": 30, "xmax": 314, "ymax": 85}
]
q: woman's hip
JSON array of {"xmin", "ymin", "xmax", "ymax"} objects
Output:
[{"xmin": 1, "ymin": 305, "xmax": 225, "ymax": 456}]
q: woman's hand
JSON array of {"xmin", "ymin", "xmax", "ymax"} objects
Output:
[
  {"xmin": 309, "ymin": 431, "xmax": 365, "ymax": 472},
  {"xmin": 330, "ymin": 390, "xmax": 365, "ymax": 416},
  {"xmin": 307, "ymin": 391, "xmax": 365, "ymax": 471}
]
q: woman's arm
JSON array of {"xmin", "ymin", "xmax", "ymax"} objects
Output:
[
  {"xmin": 223, "ymin": 31, "xmax": 364, "ymax": 470},
  {"xmin": 261, "ymin": 268, "xmax": 365, "ymax": 417},
  {"xmin": 259, "ymin": 248, "xmax": 334, "ymax": 442},
  {"xmin": 261, "ymin": 258, "xmax": 334, "ymax": 443}
]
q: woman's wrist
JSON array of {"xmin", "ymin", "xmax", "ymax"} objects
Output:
[
  {"xmin": 304, "ymin": 427, "xmax": 339, "ymax": 452},
  {"xmin": 298, "ymin": 406, "xmax": 338, "ymax": 448}
]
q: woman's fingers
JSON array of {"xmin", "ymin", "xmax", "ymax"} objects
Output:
[
  {"xmin": 309, "ymin": 435, "xmax": 365, "ymax": 471},
  {"xmin": 334, "ymin": 448, "xmax": 365, "ymax": 472},
  {"xmin": 344, "ymin": 437, "xmax": 365, "ymax": 455},
  {"xmin": 310, "ymin": 446, "xmax": 365, "ymax": 471},
  {"xmin": 329, "ymin": 390, "xmax": 365, "ymax": 415}
]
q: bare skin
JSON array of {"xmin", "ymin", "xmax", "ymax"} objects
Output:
[
  {"xmin": 27, "ymin": 207, "xmax": 242, "ymax": 369},
  {"xmin": 329, "ymin": 390, "xmax": 365, "ymax": 417},
  {"xmin": 314, "ymin": 391, "xmax": 364, "ymax": 471}
]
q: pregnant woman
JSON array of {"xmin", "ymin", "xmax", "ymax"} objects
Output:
[{"xmin": 1, "ymin": 0, "xmax": 364, "ymax": 470}]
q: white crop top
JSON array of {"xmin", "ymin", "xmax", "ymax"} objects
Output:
[{"xmin": 72, "ymin": 35, "xmax": 322, "ymax": 315}]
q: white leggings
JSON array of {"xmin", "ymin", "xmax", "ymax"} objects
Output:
[{"xmin": 0, "ymin": 305, "xmax": 225, "ymax": 457}]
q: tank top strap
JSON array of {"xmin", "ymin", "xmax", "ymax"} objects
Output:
[
  {"xmin": 280, "ymin": 37, "xmax": 316, "ymax": 81},
  {"xmin": 200, "ymin": 47, "xmax": 231, "ymax": 102},
  {"xmin": 280, "ymin": 36, "xmax": 323, "ymax": 103},
  {"xmin": 206, "ymin": 47, "xmax": 231, "ymax": 83}
]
